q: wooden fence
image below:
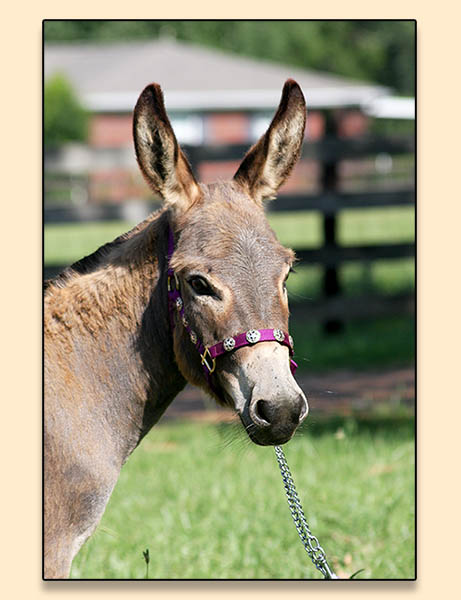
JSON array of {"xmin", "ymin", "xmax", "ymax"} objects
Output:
[{"xmin": 44, "ymin": 134, "xmax": 415, "ymax": 326}]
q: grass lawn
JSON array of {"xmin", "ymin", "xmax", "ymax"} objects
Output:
[
  {"xmin": 268, "ymin": 206, "xmax": 414, "ymax": 249},
  {"xmin": 70, "ymin": 418, "xmax": 415, "ymax": 580},
  {"xmin": 44, "ymin": 221, "xmax": 138, "ymax": 266}
]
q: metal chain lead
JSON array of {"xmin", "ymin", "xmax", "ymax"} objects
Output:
[{"xmin": 274, "ymin": 445, "xmax": 338, "ymax": 579}]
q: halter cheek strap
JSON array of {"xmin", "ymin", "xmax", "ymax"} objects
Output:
[{"xmin": 166, "ymin": 224, "xmax": 298, "ymax": 396}]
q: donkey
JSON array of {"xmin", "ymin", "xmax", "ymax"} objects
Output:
[{"xmin": 44, "ymin": 79, "xmax": 309, "ymax": 579}]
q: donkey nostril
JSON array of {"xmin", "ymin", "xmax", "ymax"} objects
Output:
[
  {"xmin": 251, "ymin": 396, "xmax": 307, "ymax": 428},
  {"xmin": 255, "ymin": 400, "xmax": 272, "ymax": 425},
  {"xmin": 297, "ymin": 395, "xmax": 309, "ymax": 424}
]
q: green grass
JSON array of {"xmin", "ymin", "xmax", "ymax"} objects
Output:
[
  {"xmin": 70, "ymin": 419, "xmax": 415, "ymax": 579},
  {"xmin": 336, "ymin": 208, "xmax": 414, "ymax": 247},
  {"xmin": 267, "ymin": 206, "xmax": 414, "ymax": 249},
  {"xmin": 44, "ymin": 220, "xmax": 137, "ymax": 265}
]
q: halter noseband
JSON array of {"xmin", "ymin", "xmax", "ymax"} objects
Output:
[{"xmin": 166, "ymin": 224, "xmax": 298, "ymax": 397}]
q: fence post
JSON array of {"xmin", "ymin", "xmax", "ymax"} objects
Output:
[{"xmin": 321, "ymin": 111, "xmax": 343, "ymax": 334}]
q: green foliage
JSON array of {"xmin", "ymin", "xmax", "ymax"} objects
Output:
[
  {"xmin": 43, "ymin": 20, "xmax": 415, "ymax": 95},
  {"xmin": 44, "ymin": 73, "xmax": 88, "ymax": 146},
  {"xmin": 70, "ymin": 419, "xmax": 414, "ymax": 579}
]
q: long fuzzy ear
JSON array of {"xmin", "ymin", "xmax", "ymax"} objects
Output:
[
  {"xmin": 133, "ymin": 83, "xmax": 202, "ymax": 214},
  {"xmin": 234, "ymin": 79, "xmax": 306, "ymax": 204}
]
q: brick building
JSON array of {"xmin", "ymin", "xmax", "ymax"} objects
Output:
[{"xmin": 45, "ymin": 38, "xmax": 390, "ymax": 204}]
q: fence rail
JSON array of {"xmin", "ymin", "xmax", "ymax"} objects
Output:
[
  {"xmin": 44, "ymin": 187, "xmax": 415, "ymax": 224},
  {"xmin": 184, "ymin": 135, "xmax": 414, "ymax": 164},
  {"xmin": 296, "ymin": 243, "xmax": 414, "ymax": 265},
  {"xmin": 271, "ymin": 188, "xmax": 414, "ymax": 213},
  {"xmin": 44, "ymin": 203, "xmax": 159, "ymax": 224},
  {"xmin": 44, "ymin": 135, "xmax": 414, "ymax": 173},
  {"xmin": 290, "ymin": 293, "xmax": 414, "ymax": 321}
]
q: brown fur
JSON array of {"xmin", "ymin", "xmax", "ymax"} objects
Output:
[{"xmin": 44, "ymin": 80, "xmax": 307, "ymax": 578}]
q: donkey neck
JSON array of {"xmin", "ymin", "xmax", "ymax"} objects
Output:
[{"xmin": 44, "ymin": 209, "xmax": 186, "ymax": 461}]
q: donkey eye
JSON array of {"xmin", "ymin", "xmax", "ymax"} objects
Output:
[{"xmin": 188, "ymin": 276, "xmax": 214, "ymax": 296}]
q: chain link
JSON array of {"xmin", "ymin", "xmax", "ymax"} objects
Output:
[{"xmin": 274, "ymin": 445, "xmax": 338, "ymax": 579}]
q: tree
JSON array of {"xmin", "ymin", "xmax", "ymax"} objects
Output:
[
  {"xmin": 44, "ymin": 73, "xmax": 88, "ymax": 147},
  {"xmin": 44, "ymin": 20, "xmax": 415, "ymax": 95}
]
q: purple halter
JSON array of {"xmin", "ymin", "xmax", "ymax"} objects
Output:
[{"xmin": 166, "ymin": 224, "xmax": 298, "ymax": 396}]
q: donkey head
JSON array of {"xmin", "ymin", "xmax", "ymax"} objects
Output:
[{"xmin": 134, "ymin": 79, "xmax": 308, "ymax": 445}]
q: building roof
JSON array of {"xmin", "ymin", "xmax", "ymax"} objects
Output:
[{"xmin": 44, "ymin": 38, "xmax": 390, "ymax": 113}]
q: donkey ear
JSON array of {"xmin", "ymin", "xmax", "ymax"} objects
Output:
[
  {"xmin": 133, "ymin": 83, "xmax": 201, "ymax": 214},
  {"xmin": 234, "ymin": 79, "xmax": 306, "ymax": 204}
]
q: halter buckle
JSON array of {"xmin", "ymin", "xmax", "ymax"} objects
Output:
[
  {"xmin": 200, "ymin": 347, "xmax": 216, "ymax": 374},
  {"xmin": 167, "ymin": 272, "xmax": 179, "ymax": 292}
]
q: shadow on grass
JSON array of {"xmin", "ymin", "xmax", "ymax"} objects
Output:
[
  {"xmin": 289, "ymin": 314, "xmax": 415, "ymax": 372},
  {"xmin": 213, "ymin": 413, "xmax": 415, "ymax": 443},
  {"xmin": 299, "ymin": 414, "xmax": 415, "ymax": 438}
]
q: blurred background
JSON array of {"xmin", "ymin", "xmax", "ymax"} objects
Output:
[{"xmin": 44, "ymin": 21, "xmax": 415, "ymax": 579}]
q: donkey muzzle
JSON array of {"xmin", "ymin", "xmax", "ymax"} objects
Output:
[
  {"xmin": 217, "ymin": 342, "xmax": 309, "ymax": 445},
  {"xmin": 247, "ymin": 391, "xmax": 308, "ymax": 446}
]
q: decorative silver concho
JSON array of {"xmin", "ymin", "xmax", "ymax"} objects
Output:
[
  {"xmin": 223, "ymin": 337, "xmax": 236, "ymax": 352},
  {"xmin": 273, "ymin": 328, "xmax": 285, "ymax": 343},
  {"xmin": 175, "ymin": 297, "xmax": 183, "ymax": 311},
  {"xmin": 190, "ymin": 331, "xmax": 197, "ymax": 344},
  {"xmin": 289, "ymin": 335, "xmax": 294, "ymax": 349},
  {"xmin": 182, "ymin": 315, "xmax": 189, "ymax": 327},
  {"xmin": 246, "ymin": 329, "xmax": 261, "ymax": 344}
]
